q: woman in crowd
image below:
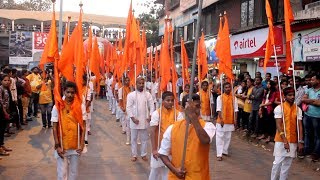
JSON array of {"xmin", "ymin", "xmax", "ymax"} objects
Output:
[
  {"xmin": 242, "ymin": 78, "xmax": 254, "ymax": 133},
  {"xmin": 234, "ymin": 80, "xmax": 246, "ymax": 130},
  {"xmin": 258, "ymin": 81, "xmax": 277, "ymax": 142}
]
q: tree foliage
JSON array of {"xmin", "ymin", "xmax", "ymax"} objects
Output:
[
  {"xmin": 137, "ymin": 0, "xmax": 163, "ymax": 46},
  {"xmin": 0, "ymin": 0, "xmax": 52, "ymax": 11}
]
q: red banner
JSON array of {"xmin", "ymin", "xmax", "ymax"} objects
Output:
[
  {"xmin": 258, "ymin": 58, "xmax": 286, "ymax": 67},
  {"xmin": 34, "ymin": 32, "xmax": 48, "ymax": 50}
]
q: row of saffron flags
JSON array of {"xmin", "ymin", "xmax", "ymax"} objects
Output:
[{"xmin": 264, "ymin": 0, "xmax": 294, "ymax": 73}]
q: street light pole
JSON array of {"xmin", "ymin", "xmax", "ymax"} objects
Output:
[{"xmin": 58, "ymin": 0, "xmax": 63, "ymax": 51}]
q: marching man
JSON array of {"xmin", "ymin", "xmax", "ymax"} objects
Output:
[
  {"xmin": 216, "ymin": 82, "xmax": 238, "ymax": 161},
  {"xmin": 198, "ymin": 80, "xmax": 214, "ymax": 121},
  {"xmin": 106, "ymin": 72, "xmax": 114, "ymax": 110},
  {"xmin": 271, "ymin": 87, "xmax": 304, "ymax": 180},
  {"xmin": 119, "ymin": 76, "xmax": 132, "ymax": 144},
  {"xmin": 149, "ymin": 91, "xmax": 182, "ymax": 180},
  {"xmin": 126, "ymin": 77, "xmax": 155, "ymax": 161},
  {"xmin": 159, "ymin": 94, "xmax": 216, "ymax": 180},
  {"xmin": 52, "ymin": 82, "xmax": 86, "ymax": 180}
]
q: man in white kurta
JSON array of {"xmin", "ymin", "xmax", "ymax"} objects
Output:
[
  {"xmin": 105, "ymin": 73, "xmax": 114, "ymax": 110},
  {"xmin": 114, "ymin": 81, "xmax": 121, "ymax": 122},
  {"xmin": 126, "ymin": 77, "xmax": 155, "ymax": 161},
  {"xmin": 150, "ymin": 77, "xmax": 159, "ymax": 109},
  {"xmin": 118, "ymin": 77, "xmax": 131, "ymax": 144},
  {"xmin": 216, "ymin": 82, "xmax": 238, "ymax": 160}
]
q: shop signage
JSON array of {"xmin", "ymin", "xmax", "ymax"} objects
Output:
[
  {"xmin": 231, "ymin": 26, "xmax": 283, "ymax": 59},
  {"xmin": 293, "ymin": 28, "xmax": 320, "ymax": 62},
  {"xmin": 258, "ymin": 58, "xmax": 286, "ymax": 67},
  {"xmin": 33, "ymin": 32, "xmax": 48, "ymax": 50}
]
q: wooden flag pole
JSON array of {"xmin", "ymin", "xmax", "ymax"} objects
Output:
[
  {"xmin": 273, "ymin": 45, "xmax": 287, "ymax": 137},
  {"xmin": 180, "ymin": 0, "xmax": 204, "ymax": 171}
]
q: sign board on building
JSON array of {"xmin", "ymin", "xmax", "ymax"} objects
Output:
[
  {"xmin": 231, "ymin": 26, "xmax": 283, "ymax": 59},
  {"xmin": 9, "ymin": 31, "xmax": 33, "ymax": 65},
  {"xmin": 33, "ymin": 32, "xmax": 48, "ymax": 62},
  {"xmin": 293, "ymin": 28, "xmax": 320, "ymax": 62}
]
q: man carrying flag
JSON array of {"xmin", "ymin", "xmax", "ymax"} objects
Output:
[
  {"xmin": 158, "ymin": 94, "xmax": 215, "ymax": 179},
  {"xmin": 198, "ymin": 80, "xmax": 214, "ymax": 121},
  {"xmin": 148, "ymin": 91, "xmax": 183, "ymax": 180},
  {"xmin": 52, "ymin": 81, "xmax": 87, "ymax": 180},
  {"xmin": 119, "ymin": 76, "xmax": 132, "ymax": 145}
]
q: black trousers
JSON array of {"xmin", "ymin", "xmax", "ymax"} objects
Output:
[
  {"xmin": 28, "ymin": 92, "xmax": 39, "ymax": 117},
  {"xmin": 0, "ymin": 120, "xmax": 7, "ymax": 146},
  {"xmin": 18, "ymin": 98, "xmax": 23, "ymax": 124}
]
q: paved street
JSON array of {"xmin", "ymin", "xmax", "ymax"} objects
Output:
[{"xmin": 0, "ymin": 99, "xmax": 319, "ymax": 180}]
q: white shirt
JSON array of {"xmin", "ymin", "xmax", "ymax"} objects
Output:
[
  {"xmin": 273, "ymin": 105, "xmax": 302, "ymax": 158},
  {"xmin": 106, "ymin": 76, "xmax": 113, "ymax": 96},
  {"xmin": 150, "ymin": 82, "xmax": 159, "ymax": 103},
  {"xmin": 216, "ymin": 94, "xmax": 239, "ymax": 131},
  {"xmin": 89, "ymin": 81, "xmax": 94, "ymax": 94},
  {"xmin": 150, "ymin": 109, "xmax": 184, "ymax": 127},
  {"xmin": 126, "ymin": 90, "xmax": 155, "ymax": 129},
  {"xmin": 158, "ymin": 122, "xmax": 216, "ymax": 156}
]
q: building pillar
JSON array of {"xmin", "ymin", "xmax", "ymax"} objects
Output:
[
  {"xmin": 11, "ymin": 20, "xmax": 14, "ymax": 31},
  {"xmin": 41, "ymin": 21, "xmax": 44, "ymax": 32}
]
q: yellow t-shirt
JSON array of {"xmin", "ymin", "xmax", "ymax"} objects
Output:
[
  {"xmin": 39, "ymin": 80, "xmax": 52, "ymax": 104},
  {"xmin": 26, "ymin": 73, "xmax": 42, "ymax": 93}
]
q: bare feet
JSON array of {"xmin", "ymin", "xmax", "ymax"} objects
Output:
[
  {"xmin": 141, "ymin": 156, "xmax": 148, "ymax": 161},
  {"xmin": 217, "ymin": 157, "xmax": 222, "ymax": 161},
  {"xmin": 131, "ymin": 157, "xmax": 137, "ymax": 162}
]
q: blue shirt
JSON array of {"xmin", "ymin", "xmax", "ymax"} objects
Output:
[
  {"xmin": 305, "ymin": 88, "xmax": 320, "ymax": 118},
  {"xmin": 262, "ymin": 80, "xmax": 268, "ymax": 89}
]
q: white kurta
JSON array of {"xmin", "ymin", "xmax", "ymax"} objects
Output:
[
  {"xmin": 105, "ymin": 76, "xmax": 113, "ymax": 97},
  {"xmin": 215, "ymin": 95, "xmax": 239, "ymax": 132},
  {"xmin": 151, "ymin": 82, "xmax": 159, "ymax": 103},
  {"xmin": 126, "ymin": 90, "xmax": 155, "ymax": 129}
]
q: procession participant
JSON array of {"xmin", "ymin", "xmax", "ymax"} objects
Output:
[
  {"xmin": 52, "ymin": 81, "xmax": 86, "ymax": 180},
  {"xmin": 149, "ymin": 91, "xmax": 183, "ymax": 180},
  {"xmin": 106, "ymin": 72, "xmax": 114, "ymax": 110},
  {"xmin": 27, "ymin": 67, "xmax": 42, "ymax": 119},
  {"xmin": 150, "ymin": 75, "xmax": 159, "ymax": 109},
  {"xmin": 39, "ymin": 74, "xmax": 53, "ymax": 129},
  {"xmin": 111, "ymin": 78, "xmax": 118, "ymax": 115},
  {"xmin": 118, "ymin": 77, "xmax": 131, "ymax": 144},
  {"xmin": 271, "ymin": 87, "xmax": 304, "ymax": 180},
  {"xmin": 198, "ymin": 80, "xmax": 214, "ymax": 122},
  {"xmin": 89, "ymin": 73, "xmax": 96, "ymax": 112},
  {"xmin": 158, "ymin": 94, "xmax": 216, "ymax": 180},
  {"xmin": 114, "ymin": 78, "xmax": 121, "ymax": 122},
  {"xmin": 82, "ymin": 75, "xmax": 92, "ymax": 145},
  {"xmin": 126, "ymin": 77, "xmax": 155, "ymax": 161},
  {"xmin": 179, "ymin": 84, "xmax": 190, "ymax": 105},
  {"xmin": 216, "ymin": 82, "xmax": 238, "ymax": 161}
]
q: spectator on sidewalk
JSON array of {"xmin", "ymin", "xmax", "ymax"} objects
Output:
[
  {"xmin": 258, "ymin": 81, "xmax": 276, "ymax": 142},
  {"xmin": 271, "ymin": 87, "xmax": 304, "ymax": 180},
  {"xmin": 27, "ymin": 67, "xmax": 42, "ymax": 119},
  {"xmin": 301, "ymin": 74, "xmax": 320, "ymax": 161},
  {"xmin": 21, "ymin": 70, "xmax": 31, "ymax": 124},
  {"xmin": 248, "ymin": 77, "xmax": 264, "ymax": 138},
  {"xmin": 242, "ymin": 78, "xmax": 254, "ymax": 133},
  {"xmin": 39, "ymin": 74, "xmax": 53, "ymax": 129},
  {"xmin": 262, "ymin": 73, "xmax": 271, "ymax": 89},
  {"xmin": 234, "ymin": 80, "xmax": 246, "ymax": 130}
]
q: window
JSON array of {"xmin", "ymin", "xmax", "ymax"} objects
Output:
[
  {"xmin": 175, "ymin": 27, "xmax": 184, "ymax": 43},
  {"xmin": 187, "ymin": 23, "xmax": 194, "ymax": 41},
  {"xmin": 241, "ymin": 0, "xmax": 254, "ymax": 27}
]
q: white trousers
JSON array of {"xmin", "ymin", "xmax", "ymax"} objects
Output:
[
  {"xmin": 201, "ymin": 115, "xmax": 211, "ymax": 121},
  {"xmin": 116, "ymin": 103, "xmax": 121, "ymax": 120},
  {"xmin": 111, "ymin": 98, "xmax": 117, "ymax": 114},
  {"xmin": 108, "ymin": 96, "xmax": 114, "ymax": 110},
  {"xmin": 56, "ymin": 154, "xmax": 79, "ymax": 180},
  {"xmin": 85, "ymin": 115, "xmax": 91, "ymax": 141},
  {"xmin": 216, "ymin": 130, "xmax": 232, "ymax": 157},
  {"xmin": 271, "ymin": 156, "xmax": 293, "ymax": 180},
  {"xmin": 149, "ymin": 166, "xmax": 168, "ymax": 180},
  {"xmin": 131, "ymin": 129, "xmax": 148, "ymax": 157}
]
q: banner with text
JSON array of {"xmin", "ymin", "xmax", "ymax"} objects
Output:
[
  {"xmin": 9, "ymin": 31, "xmax": 33, "ymax": 65},
  {"xmin": 293, "ymin": 28, "xmax": 320, "ymax": 62}
]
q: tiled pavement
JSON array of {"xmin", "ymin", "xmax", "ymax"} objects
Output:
[{"xmin": 0, "ymin": 99, "xmax": 319, "ymax": 180}]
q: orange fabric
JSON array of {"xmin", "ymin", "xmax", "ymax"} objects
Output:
[
  {"xmin": 197, "ymin": 32, "xmax": 208, "ymax": 80},
  {"xmin": 200, "ymin": 90, "xmax": 211, "ymax": 116},
  {"xmin": 87, "ymin": 26, "xmax": 93, "ymax": 61},
  {"xmin": 160, "ymin": 27, "xmax": 171, "ymax": 91},
  {"xmin": 154, "ymin": 107, "xmax": 176, "ymax": 149},
  {"xmin": 61, "ymin": 103, "xmax": 79, "ymax": 150},
  {"xmin": 284, "ymin": 0, "xmax": 294, "ymax": 73},
  {"xmin": 119, "ymin": 86, "xmax": 131, "ymax": 111},
  {"xmin": 218, "ymin": 15, "xmax": 233, "ymax": 80},
  {"xmin": 217, "ymin": 93, "xmax": 234, "ymax": 124},
  {"xmin": 39, "ymin": 7, "xmax": 58, "ymax": 70},
  {"xmin": 181, "ymin": 38, "xmax": 190, "ymax": 84},
  {"xmin": 264, "ymin": 0, "xmax": 275, "ymax": 72},
  {"xmin": 169, "ymin": 119, "xmax": 210, "ymax": 180},
  {"xmin": 62, "ymin": 21, "xmax": 69, "ymax": 48},
  {"xmin": 274, "ymin": 102, "xmax": 298, "ymax": 143},
  {"xmin": 90, "ymin": 37, "xmax": 102, "ymax": 92},
  {"xmin": 153, "ymin": 47, "xmax": 159, "ymax": 81}
]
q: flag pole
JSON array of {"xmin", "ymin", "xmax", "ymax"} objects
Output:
[
  {"xmin": 181, "ymin": 0, "xmax": 204, "ymax": 171},
  {"xmin": 157, "ymin": 91, "xmax": 163, "ymax": 150},
  {"xmin": 273, "ymin": 45, "xmax": 286, "ymax": 137},
  {"xmin": 289, "ymin": 41, "xmax": 300, "ymax": 142}
]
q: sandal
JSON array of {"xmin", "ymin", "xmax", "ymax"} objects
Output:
[
  {"xmin": 141, "ymin": 156, "xmax": 148, "ymax": 161},
  {"xmin": 217, "ymin": 157, "xmax": 222, "ymax": 161},
  {"xmin": 1, "ymin": 146, "xmax": 12, "ymax": 152},
  {"xmin": 131, "ymin": 157, "xmax": 137, "ymax": 162},
  {"xmin": 0, "ymin": 149, "xmax": 10, "ymax": 156}
]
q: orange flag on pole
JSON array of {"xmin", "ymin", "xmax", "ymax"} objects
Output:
[
  {"xmin": 153, "ymin": 46, "xmax": 159, "ymax": 80},
  {"xmin": 219, "ymin": 14, "xmax": 233, "ymax": 80},
  {"xmin": 63, "ymin": 21, "xmax": 69, "ymax": 49},
  {"xmin": 264, "ymin": 0, "xmax": 275, "ymax": 72},
  {"xmin": 39, "ymin": 6, "xmax": 58, "ymax": 70},
  {"xmin": 284, "ymin": 0, "xmax": 294, "ymax": 73},
  {"xmin": 197, "ymin": 32, "xmax": 208, "ymax": 81},
  {"xmin": 90, "ymin": 37, "xmax": 102, "ymax": 90},
  {"xmin": 215, "ymin": 15, "xmax": 224, "ymax": 76},
  {"xmin": 181, "ymin": 38, "xmax": 190, "ymax": 85},
  {"xmin": 159, "ymin": 26, "xmax": 171, "ymax": 91}
]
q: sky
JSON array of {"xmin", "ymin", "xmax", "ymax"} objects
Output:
[{"xmin": 55, "ymin": 0, "xmax": 146, "ymax": 17}]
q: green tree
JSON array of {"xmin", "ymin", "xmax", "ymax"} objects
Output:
[
  {"xmin": 137, "ymin": 0, "xmax": 163, "ymax": 46},
  {"xmin": 0, "ymin": 0, "xmax": 52, "ymax": 11}
]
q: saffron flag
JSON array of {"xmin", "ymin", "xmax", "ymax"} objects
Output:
[
  {"xmin": 284, "ymin": 0, "xmax": 294, "ymax": 73},
  {"xmin": 197, "ymin": 32, "xmax": 208, "ymax": 81},
  {"xmin": 219, "ymin": 14, "xmax": 233, "ymax": 80},
  {"xmin": 181, "ymin": 38, "xmax": 190, "ymax": 85},
  {"xmin": 90, "ymin": 37, "xmax": 102, "ymax": 91},
  {"xmin": 39, "ymin": 6, "xmax": 58, "ymax": 70},
  {"xmin": 159, "ymin": 28, "xmax": 171, "ymax": 91},
  {"xmin": 264, "ymin": 0, "xmax": 275, "ymax": 72}
]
